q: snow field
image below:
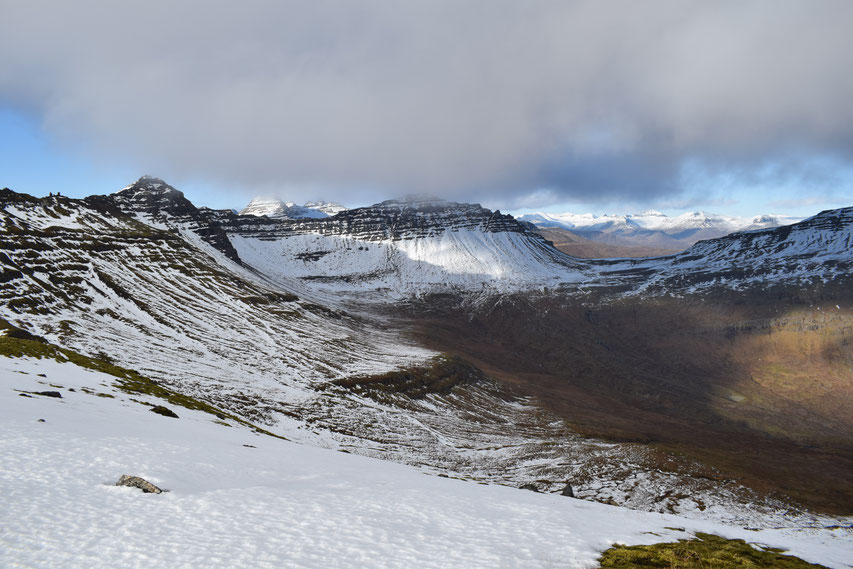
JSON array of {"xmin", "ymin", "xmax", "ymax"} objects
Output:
[{"xmin": 3, "ymin": 356, "xmax": 851, "ymax": 569}]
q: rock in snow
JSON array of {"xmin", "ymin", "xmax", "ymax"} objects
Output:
[
  {"xmin": 115, "ymin": 475, "xmax": 163, "ymax": 494},
  {"xmin": 149, "ymin": 405, "xmax": 179, "ymax": 419}
]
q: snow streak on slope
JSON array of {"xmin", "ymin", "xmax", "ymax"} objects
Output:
[
  {"xmin": 3, "ymin": 355, "xmax": 851, "ymax": 569},
  {"xmin": 0, "ymin": 191, "xmax": 432, "ymax": 417}
]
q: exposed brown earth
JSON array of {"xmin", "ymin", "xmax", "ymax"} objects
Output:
[
  {"xmin": 535, "ymin": 227, "xmax": 679, "ymax": 258},
  {"xmin": 396, "ymin": 289, "xmax": 853, "ymax": 514}
]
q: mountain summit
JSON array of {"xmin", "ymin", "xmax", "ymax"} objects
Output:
[{"xmin": 239, "ymin": 197, "xmax": 347, "ymax": 219}]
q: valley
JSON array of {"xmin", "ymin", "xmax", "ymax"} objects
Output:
[{"xmin": 399, "ymin": 290, "xmax": 853, "ymax": 513}]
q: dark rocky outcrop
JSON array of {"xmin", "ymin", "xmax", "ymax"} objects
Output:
[
  {"xmin": 34, "ymin": 390, "xmax": 62, "ymax": 398},
  {"xmin": 150, "ymin": 405, "xmax": 179, "ymax": 418}
]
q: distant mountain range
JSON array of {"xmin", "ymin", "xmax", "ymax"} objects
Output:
[{"xmin": 518, "ymin": 210, "xmax": 803, "ymax": 254}]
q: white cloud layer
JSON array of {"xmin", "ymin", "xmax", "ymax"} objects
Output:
[{"xmin": 1, "ymin": 0, "xmax": 852, "ymax": 205}]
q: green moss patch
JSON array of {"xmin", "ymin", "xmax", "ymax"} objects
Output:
[
  {"xmin": 0, "ymin": 328, "xmax": 285, "ymax": 440},
  {"xmin": 333, "ymin": 355, "xmax": 487, "ymax": 400},
  {"xmin": 597, "ymin": 532, "xmax": 828, "ymax": 568}
]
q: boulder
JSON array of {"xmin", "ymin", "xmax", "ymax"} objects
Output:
[
  {"xmin": 115, "ymin": 475, "xmax": 162, "ymax": 494},
  {"xmin": 520, "ymin": 483, "xmax": 540, "ymax": 492},
  {"xmin": 150, "ymin": 405, "xmax": 179, "ymax": 418},
  {"xmin": 35, "ymin": 391, "xmax": 62, "ymax": 398},
  {"xmin": 560, "ymin": 483, "xmax": 575, "ymax": 497}
]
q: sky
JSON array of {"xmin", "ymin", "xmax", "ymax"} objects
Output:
[{"xmin": 1, "ymin": 0, "xmax": 852, "ymax": 218}]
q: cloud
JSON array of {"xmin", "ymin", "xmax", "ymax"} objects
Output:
[
  {"xmin": 770, "ymin": 196, "xmax": 849, "ymax": 209},
  {"xmin": 1, "ymin": 0, "xmax": 852, "ymax": 206}
]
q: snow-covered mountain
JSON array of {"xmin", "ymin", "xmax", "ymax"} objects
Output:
[
  {"xmin": 519, "ymin": 210, "xmax": 803, "ymax": 251},
  {"xmin": 2, "ymin": 176, "xmax": 852, "ymax": 553},
  {"xmin": 109, "ymin": 178, "xmax": 591, "ymax": 298},
  {"xmin": 239, "ymin": 196, "xmax": 347, "ymax": 219},
  {"xmin": 225, "ymin": 197, "xmax": 591, "ymax": 297},
  {"xmin": 599, "ymin": 207, "xmax": 853, "ymax": 294},
  {"xmin": 102, "ymin": 177, "xmax": 848, "ymax": 298},
  {"xmin": 304, "ymin": 199, "xmax": 348, "ymax": 216}
]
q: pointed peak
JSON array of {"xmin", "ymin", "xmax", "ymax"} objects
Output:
[
  {"xmin": 117, "ymin": 176, "xmax": 183, "ymax": 198},
  {"xmin": 239, "ymin": 196, "xmax": 288, "ymax": 217},
  {"xmin": 133, "ymin": 175, "xmax": 171, "ymax": 190}
]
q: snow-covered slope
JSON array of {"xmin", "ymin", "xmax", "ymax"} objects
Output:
[
  {"xmin": 599, "ymin": 207, "xmax": 853, "ymax": 294},
  {"xmin": 520, "ymin": 210, "xmax": 803, "ymax": 250},
  {"xmin": 3, "ymin": 354, "xmax": 850, "ymax": 569},
  {"xmin": 239, "ymin": 196, "xmax": 347, "ymax": 219}
]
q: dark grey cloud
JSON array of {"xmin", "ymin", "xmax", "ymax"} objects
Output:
[{"xmin": 1, "ymin": 0, "xmax": 852, "ymax": 206}]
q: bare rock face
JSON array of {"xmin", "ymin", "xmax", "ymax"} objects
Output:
[{"xmin": 115, "ymin": 475, "xmax": 163, "ymax": 494}]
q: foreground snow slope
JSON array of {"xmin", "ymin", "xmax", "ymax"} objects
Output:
[{"xmin": 3, "ymin": 355, "xmax": 850, "ymax": 569}]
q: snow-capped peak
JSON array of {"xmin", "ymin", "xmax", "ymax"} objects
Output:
[
  {"xmin": 240, "ymin": 197, "xmax": 348, "ymax": 219},
  {"xmin": 304, "ymin": 200, "xmax": 347, "ymax": 216},
  {"xmin": 117, "ymin": 176, "xmax": 180, "ymax": 198},
  {"xmin": 239, "ymin": 197, "xmax": 290, "ymax": 217}
]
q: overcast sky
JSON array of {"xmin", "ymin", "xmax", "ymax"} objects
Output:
[{"xmin": 1, "ymin": 0, "xmax": 852, "ymax": 216}]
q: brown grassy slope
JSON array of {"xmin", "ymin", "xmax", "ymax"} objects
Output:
[
  {"xmin": 535, "ymin": 227, "xmax": 679, "ymax": 259},
  {"xmin": 399, "ymin": 291, "xmax": 853, "ymax": 514}
]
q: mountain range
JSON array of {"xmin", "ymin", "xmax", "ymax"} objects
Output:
[
  {"xmin": 519, "ymin": 209, "xmax": 803, "ymax": 255},
  {"xmin": 2, "ymin": 176, "xmax": 852, "ymax": 566}
]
